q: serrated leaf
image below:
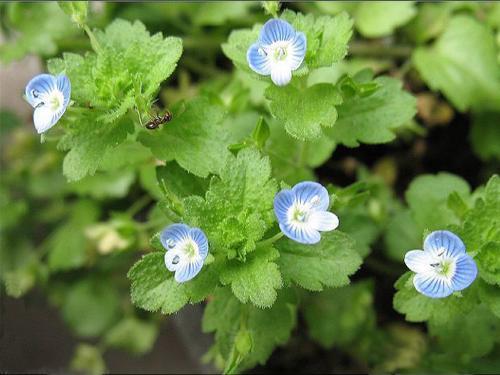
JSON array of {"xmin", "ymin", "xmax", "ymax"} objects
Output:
[
  {"xmin": 220, "ymin": 247, "xmax": 282, "ymax": 308},
  {"xmin": 139, "ymin": 97, "xmax": 231, "ymax": 177},
  {"xmin": 328, "ymin": 76, "xmax": 416, "ymax": 147},
  {"xmin": 128, "ymin": 252, "xmax": 189, "ymax": 314},
  {"xmin": 58, "ymin": 1, "xmax": 88, "ymax": 25},
  {"xmin": 276, "ymin": 231, "xmax": 361, "ymax": 291},
  {"xmin": 265, "ymin": 83, "xmax": 342, "ymax": 140},
  {"xmin": 47, "ymin": 19, "xmax": 182, "ymax": 181},
  {"xmin": 453, "ymin": 176, "xmax": 499, "ymax": 285},
  {"xmin": 183, "ymin": 148, "xmax": 277, "ymax": 258},
  {"xmin": 393, "ymin": 272, "xmax": 477, "ymax": 323}
]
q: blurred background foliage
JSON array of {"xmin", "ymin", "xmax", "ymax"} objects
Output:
[{"xmin": 1, "ymin": 1, "xmax": 499, "ymax": 374}]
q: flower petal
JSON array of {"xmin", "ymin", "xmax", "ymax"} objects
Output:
[
  {"xmin": 287, "ymin": 31, "xmax": 307, "ymax": 70},
  {"xmin": 247, "ymin": 42, "xmax": 272, "ymax": 75},
  {"xmin": 279, "ymin": 222, "xmax": 321, "ymax": 244},
  {"xmin": 274, "ymin": 189, "xmax": 295, "ymax": 224},
  {"xmin": 175, "ymin": 258, "xmax": 204, "ymax": 283},
  {"xmin": 451, "ymin": 254, "xmax": 477, "ymax": 291},
  {"xmin": 291, "ymin": 181, "xmax": 330, "ymax": 211},
  {"xmin": 189, "ymin": 227, "xmax": 209, "ymax": 259},
  {"xmin": 404, "ymin": 250, "xmax": 434, "ymax": 274},
  {"xmin": 160, "ymin": 223, "xmax": 191, "ymax": 250},
  {"xmin": 424, "ymin": 230, "xmax": 466, "ymax": 258},
  {"xmin": 33, "ymin": 105, "xmax": 60, "ymax": 134},
  {"xmin": 56, "ymin": 74, "xmax": 71, "ymax": 107},
  {"xmin": 164, "ymin": 249, "xmax": 183, "ymax": 272},
  {"xmin": 413, "ymin": 272, "xmax": 454, "ymax": 298},
  {"xmin": 259, "ymin": 19, "xmax": 295, "ymax": 45},
  {"xmin": 270, "ymin": 64, "xmax": 292, "ymax": 86},
  {"xmin": 25, "ymin": 74, "xmax": 56, "ymax": 108},
  {"xmin": 309, "ymin": 211, "xmax": 339, "ymax": 232}
]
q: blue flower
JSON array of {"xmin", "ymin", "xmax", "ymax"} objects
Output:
[
  {"xmin": 274, "ymin": 181, "xmax": 339, "ymax": 244},
  {"xmin": 247, "ymin": 18, "xmax": 306, "ymax": 86},
  {"xmin": 160, "ymin": 223, "xmax": 209, "ymax": 283},
  {"xmin": 25, "ymin": 74, "xmax": 71, "ymax": 134},
  {"xmin": 404, "ymin": 230, "xmax": 477, "ymax": 298}
]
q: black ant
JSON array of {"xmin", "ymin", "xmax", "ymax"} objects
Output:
[{"xmin": 145, "ymin": 110, "xmax": 172, "ymax": 130}]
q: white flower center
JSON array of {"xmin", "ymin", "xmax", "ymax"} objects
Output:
[
  {"xmin": 429, "ymin": 247, "xmax": 456, "ymax": 279},
  {"xmin": 288, "ymin": 201, "xmax": 312, "ymax": 228},
  {"xmin": 178, "ymin": 238, "xmax": 200, "ymax": 261},
  {"xmin": 262, "ymin": 41, "xmax": 291, "ymax": 64},
  {"xmin": 47, "ymin": 90, "xmax": 64, "ymax": 112}
]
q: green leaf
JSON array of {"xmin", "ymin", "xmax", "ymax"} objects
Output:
[
  {"xmin": 203, "ymin": 287, "xmax": 297, "ymax": 372},
  {"xmin": 139, "ymin": 97, "xmax": 231, "ymax": 177},
  {"xmin": 403, "ymin": 2, "xmax": 452, "ymax": 44},
  {"xmin": 476, "ymin": 242, "xmax": 500, "ymax": 286},
  {"xmin": 455, "ymin": 175, "xmax": 499, "ymax": 283},
  {"xmin": 276, "ymin": 231, "xmax": 362, "ymax": 291},
  {"xmin": 70, "ymin": 344, "xmax": 106, "ymax": 375},
  {"xmin": 69, "ymin": 169, "xmax": 136, "ymax": 199},
  {"xmin": 183, "ymin": 148, "xmax": 277, "ymax": 259},
  {"xmin": 47, "ymin": 200, "xmax": 100, "ymax": 271},
  {"xmin": 62, "ymin": 278, "xmax": 121, "ymax": 337},
  {"xmin": 104, "ymin": 317, "xmax": 159, "ymax": 355},
  {"xmin": 251, "ymin": 117, "xmax": 270, "ymax": 149},
  {"xmin": 478, "ymin": 281, "xmax": 500, "ymax": 318},
  {"xmin": 413, "ymin": 15, "xmax": 500, "ymax": 112},
  {"xmin": 156, "ymin": 162, "xmax": 209, "ymax": 198},
  {"xmin": 4, "ymin": 261, "xmax": 38, "ymax": 298},
  {"xmin": 470, "ymin": 112, "xmax": 500, "ymax": 161},
  {"xmin": 47, "ymin": 19, "xmax": 182, "ymax": 181},
  {"xmin": 265, "ymin": 117, "xmax": 336, "ymax": 184},
  {"xmin": 384, "ymin": 208, "xmax": 421, "ymax": 262},
  {"xmin": 328, "ymin": 76, "xmax": 416, "ymax": 147},
  {"xmin": 58, "ymin": 1, "xmax": 88, "ymax": 25},
  {"xmin": 128, "ymin": 252, "xmax": 189, "ymax": 314},
  {"xmin": 355, "ymin": 1, "xmax": 416, "ymax": 38},
  {"xmin": 428, "ymin": 304, "xmax": 498, "ymax": 359},
  {"xmin": 405, "ymin": 172, "xmax": 470, "ymax": 230},
  {"xmin": 192, "ymin": 2, "xmax": 253, "ymax": 26},
  {"xmin": 393, "ymin": 272, "xmax": 477, "ymax": 323},
  {"xmin": 220, "ymin": 247, "xmax": 282, "ymax": 308},
  {"xmin": 221, "ymin": 25, "xmax": 260, "ymax": 75},
  {"xmin": 281, "ymin": 10, "xmax": 354, "ymax": 69},
  {"xmin": 0, "ymin": 3, "xmax": 79, "ymax": 62},
  {"xmin": 222, "ymin": 10, "xmax": 353, "ymax": 80},
  {"xmin": 304, "ymin": 281, "xmax": 375, "ymax": 348},
  {"xmin": 57, "ymin": 114, "xmax": 135, "ymax": 182},
  {"xmin": 265, "ymin": 83, "xmax": 342, "ymax": 140}
]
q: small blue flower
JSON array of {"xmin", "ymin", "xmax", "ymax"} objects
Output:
[
  {"xmin": 160, "ymin": 223, "xmax": 209, "ymax": 283},
  {"xmin": 25, "ymin": 74, "xmax": 71, "ymax": 134},
  {"xmin": 247, "ymin": 18, "xmax": 306, "ymax": 86},
  {"xmin": 404, "ymin": 230, "xmax": 477, "ymax": 298},
  {"xmin": 274, "ymin": 181, "xmax": 339, "ymax": 244}
]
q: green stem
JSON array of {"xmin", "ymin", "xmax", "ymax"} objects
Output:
[
  {"xmin": 127, "ymin": 195, "xmax": 153, "ymax": 217},
  {"xmin": 83, "ymin": 24, "xmax": 102, "ymax": 53},
  {"xmin": 256, "ymin": 231, "xmax": 284, "ymax": 248}
]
